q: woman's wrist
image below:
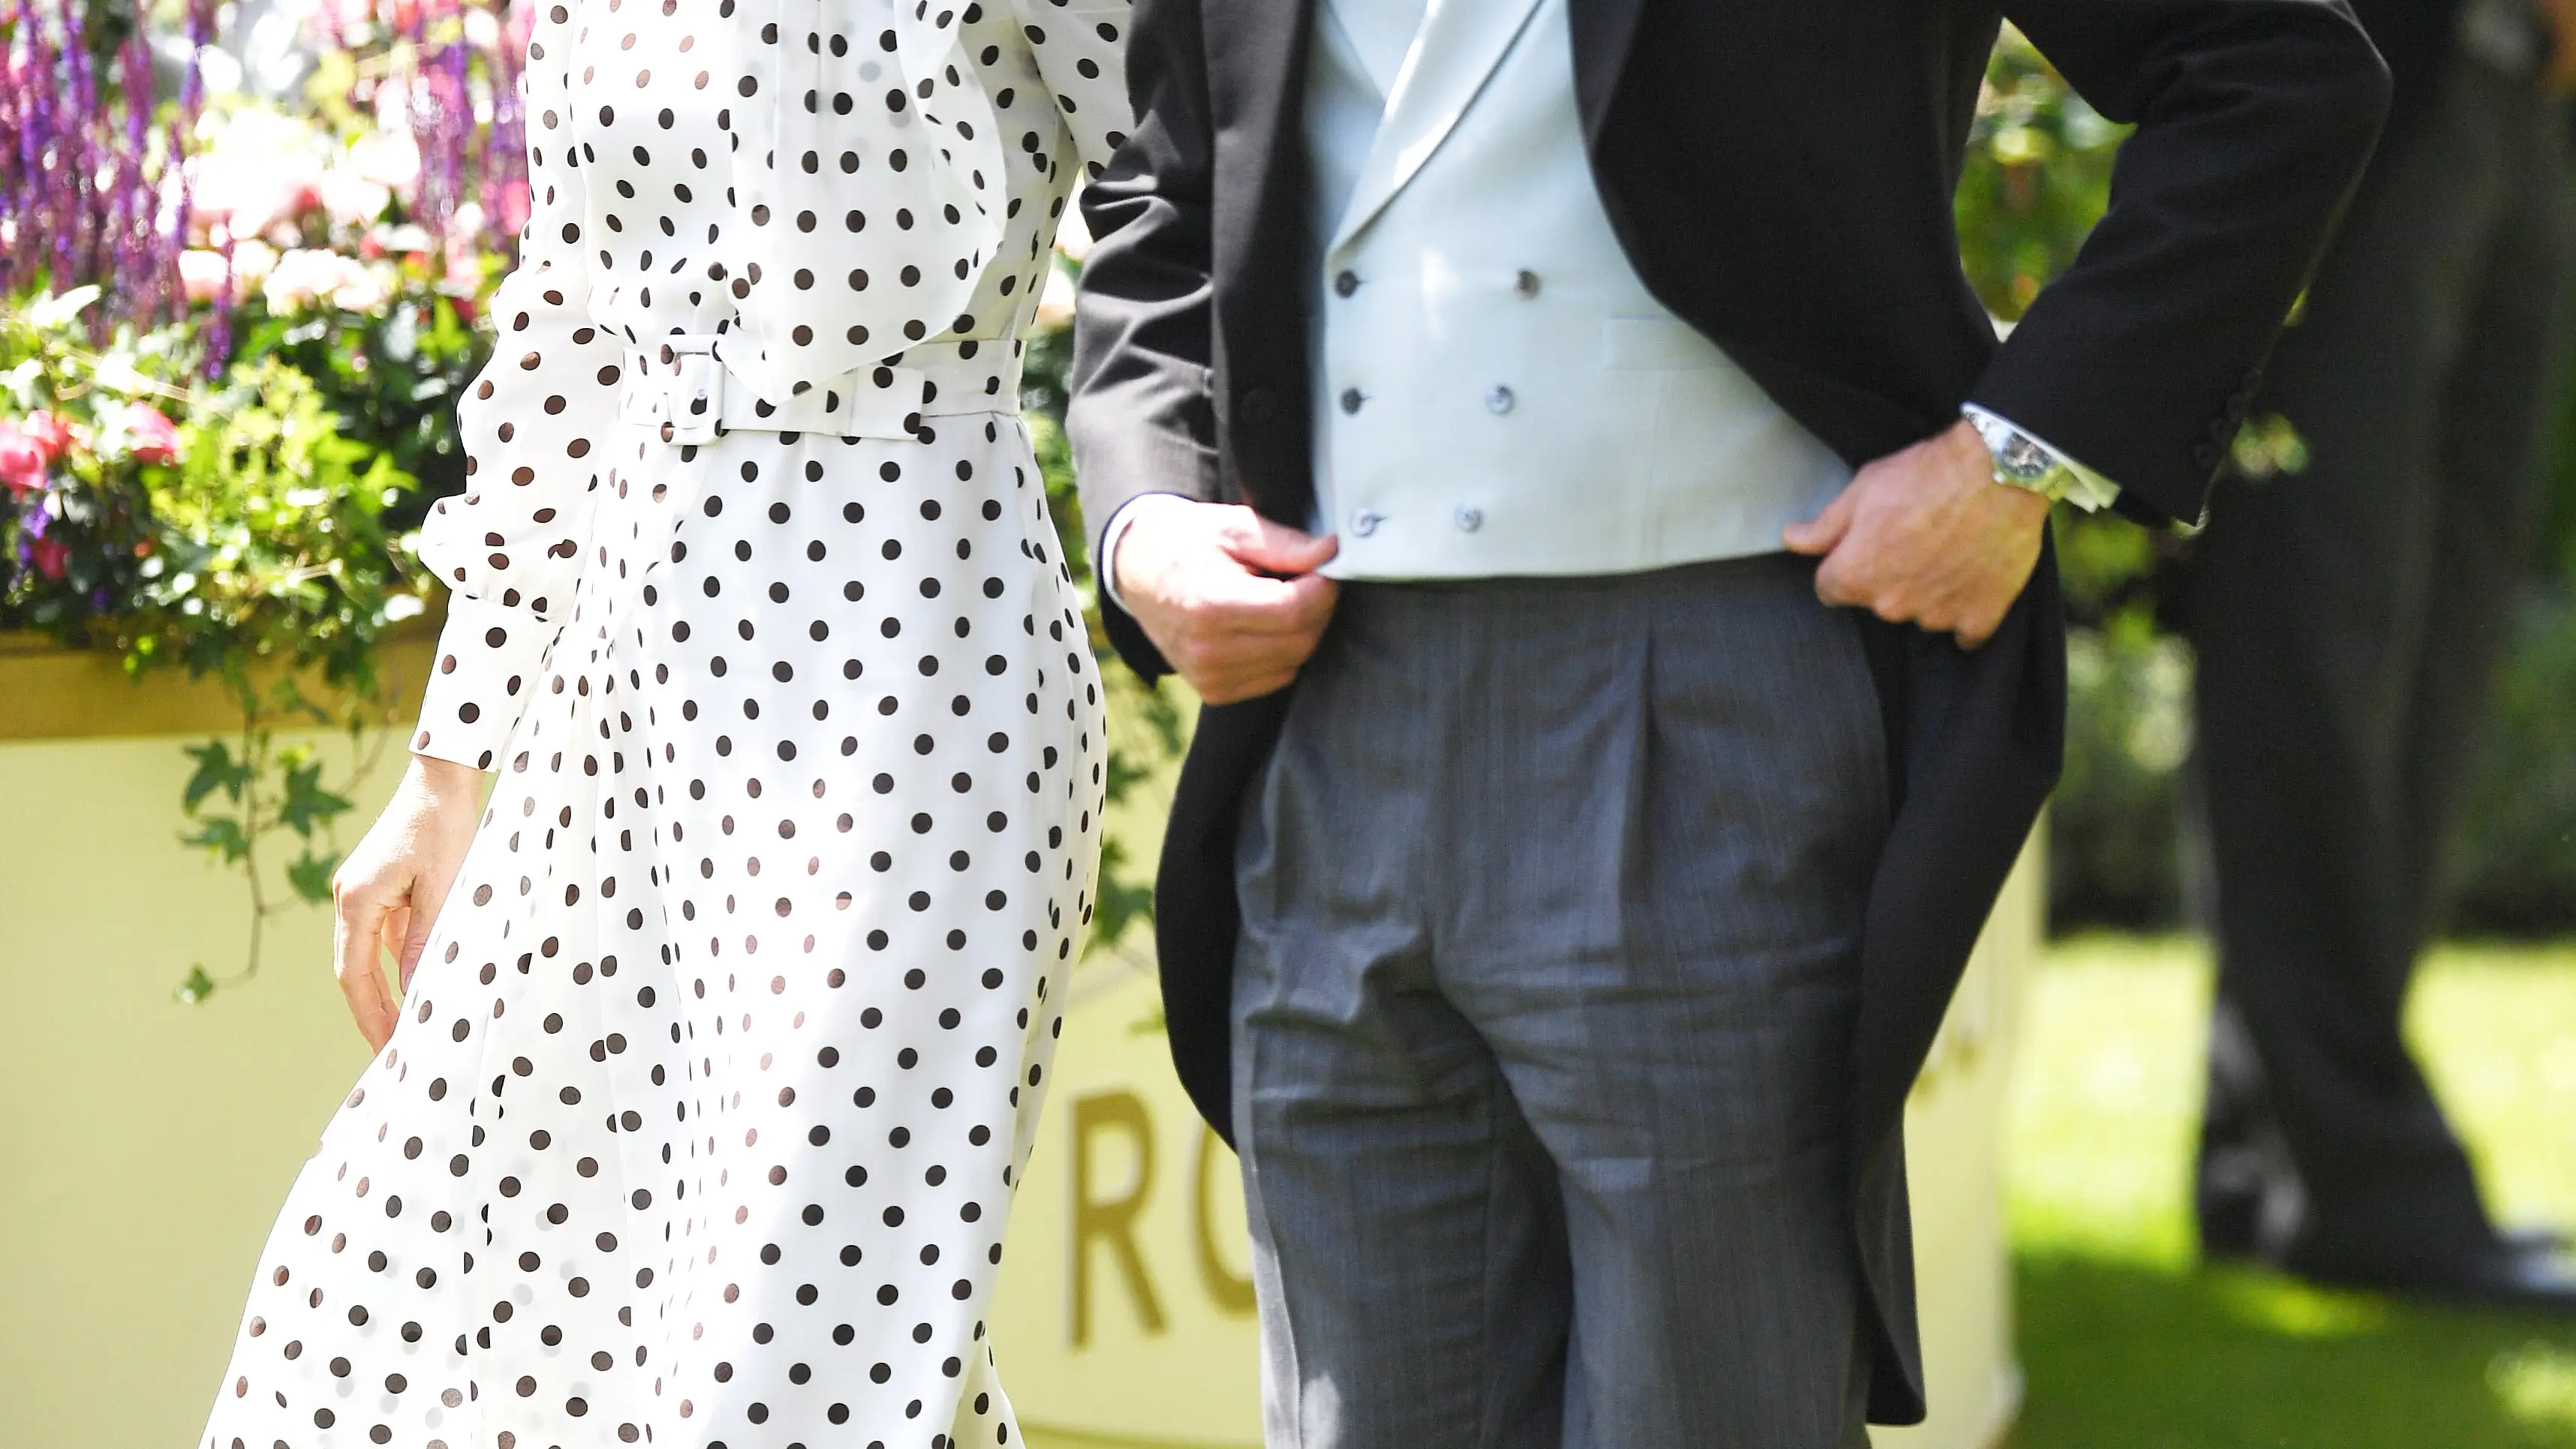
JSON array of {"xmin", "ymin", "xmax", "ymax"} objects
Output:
[{"xmin": 405, "ymin": 753, "xmax": 489, "ymax": 800}]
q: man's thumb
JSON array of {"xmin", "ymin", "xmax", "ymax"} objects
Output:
[
  {"xmin": 1230, "ymin": 518, "xmax": 1339, "ymax": 576},
  {"xmin": 1783, "ymin": 486, "xmax": 1857, "ymax": 557}
]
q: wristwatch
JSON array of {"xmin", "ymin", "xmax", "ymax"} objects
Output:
[{"xmin": 1961, "ymin": 405, "xmax": 2119, "ymax": 513}]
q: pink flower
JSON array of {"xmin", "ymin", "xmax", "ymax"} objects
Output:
[
  {"xmin": 20, "ymin": 412, "xmax": 71, "ymax": 464},
  {"xmin": 128, "ymin": 408, "xmax": 182, "ymax": 465},
  {"xmin": 0, "ymin": 424, "xmax": 50, "ymax": 495},
  {"xmin": 489, "ymin": 179, "xmax": 532, "ymax": 242},
  {"xmin": 29, "ymin": 537, "xmax": 68, "ymax": 582}
]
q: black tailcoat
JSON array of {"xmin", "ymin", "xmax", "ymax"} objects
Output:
[{"xmin": 1067, "ymin": 0, "xmax": 2388, "ymax": 1422}]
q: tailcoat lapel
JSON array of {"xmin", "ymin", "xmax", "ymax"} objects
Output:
[{"xmin": 1327, "ymin": 0, "xmax": 1550, "ymax": 251}]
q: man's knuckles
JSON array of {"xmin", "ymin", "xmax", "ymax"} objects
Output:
[
  {"xmin": 1162, "ymin": 633, "xmax": 1221, "ymax": 677},
  {"xmin": 1164, "ymin": 590, "xmax": 1221, "ymax": 628}
]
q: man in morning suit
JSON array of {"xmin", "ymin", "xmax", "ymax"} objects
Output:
[
  {"xmin": 2186, "ymin": 0, "xmax": 2576, "ymax": 1309},
  {"xmin": 1067, "ymin": 0, "xmax": 2391, "ymax": 1440}
]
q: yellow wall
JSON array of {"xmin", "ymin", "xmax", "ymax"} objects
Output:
[
  {"xmin": 0, "ymin": 695, "xmax": 2032, "ymax": 1449},
  {"xmin": 1, "ymin": 729, "xmax": 384, "ymax": 1449}
]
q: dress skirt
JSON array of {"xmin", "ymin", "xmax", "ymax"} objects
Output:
[{"xmin": 202, "ymin": 408, "xmax": 1106, "ymax": 1449}]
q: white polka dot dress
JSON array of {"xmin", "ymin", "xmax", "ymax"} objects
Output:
[{"xmin": 200, "ymin": 1, "xmax": 1127, "ymax": 1445}]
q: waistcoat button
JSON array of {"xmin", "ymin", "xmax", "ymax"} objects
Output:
[
  {"xmin": 1485, "ymin": 386, "xmax": 1515, "ymax": 415},
  {"xmin": 1349, "ymin": 509, "xmax": 1383, "ymax": 537},
  {"xmin": 1333, "ymin": 270, "xmax": 1361, "ymax": 298},
  {"xmin": 1512, "ymin": 269, "xmax": 1541, "ymax": 298},
  {"xmin": 1240, "ymin": 386, "xmax": 1279, "ymax": 424},
  {"xmin": 1340, "ymin": 387, "xmax": 1365, "ymax": 415},
  {"xmin": 1454, "ymin": 506, "xmax": 1483, "ymax": 533}
]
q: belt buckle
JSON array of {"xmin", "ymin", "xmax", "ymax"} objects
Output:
[{"xmin": 658, "ymin": 337, "xmax": 724, "ymax": 445}]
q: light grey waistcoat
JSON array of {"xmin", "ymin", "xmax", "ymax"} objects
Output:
[{"xmin": 1304, "ymin": 0, "xmax": 1852, "ymax": 580}]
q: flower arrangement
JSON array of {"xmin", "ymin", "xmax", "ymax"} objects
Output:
[
  {"xmin": 0, "ymin": 0, "xmax": 1182, "ymax": 1001},
  {"xmin": 0, "ymin": 284, "xmax": 448, "ymax": 1000},
  {"xmin": 0, "ymin": 0, "xmax": 517, "ymax": 997},
  {"xmin": 3, "ymin": 0, "xmax": 526, "ymax": 641}
]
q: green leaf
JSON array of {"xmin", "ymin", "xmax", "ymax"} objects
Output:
[
  {"xmin": 175, "ymin": 964, "xmax": 217, "ymax": 1004},
  {"xmin": 181, "ymin": 740, "xmax": 255, "ymax": 812},
  {"xmin": 1088, "ymin": 837, "xmax": 1157, "ymax": 951},
  {"xmin": 286, "ymin": 849, "xmax": 342, "ymax": 905},
  {"xmin": 182, "ymin": 816, "xmax": 253, "ymax": 864},
  {"xmin": 277, "ymin": 759, "xmax": 355, "ymax": 837}
]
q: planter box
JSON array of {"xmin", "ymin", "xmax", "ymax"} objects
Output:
[
  {"xmin": 0, "ymin": 653, "xmax": 2032, "ymax": 1449},
  {"xmin": 0, "ymin": 626, "xmax": 441, "ymax": 741}
]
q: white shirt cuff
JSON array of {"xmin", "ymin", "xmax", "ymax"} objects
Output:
[{"xmin": 1096, "ymin": 492, "xmax": 1195, "ymax": 612}]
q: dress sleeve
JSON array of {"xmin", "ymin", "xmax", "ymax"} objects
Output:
[
  {"xmin": 410, "ymin": 0, "xmax": 624, "ymax": 771},
  {"xmin": 1011, "ymin": 0, "xmax": 1136, "ymax": 179}
]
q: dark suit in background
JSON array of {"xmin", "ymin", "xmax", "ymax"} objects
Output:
[{"xmin": 2184, "ymin": 0, "xmax": 2576, "ymax": 1303}]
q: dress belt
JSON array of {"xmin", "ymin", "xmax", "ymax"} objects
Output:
[
  {"xmin": 594, "ymin": 332, "xmax": 1028, "ymax": 662},
  {"xmin": 616, "ymin": 334, "xmax": 1024, "ymax": 444}
]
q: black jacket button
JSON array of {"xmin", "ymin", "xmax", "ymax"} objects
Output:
[{"xmin": 1239, "ymin": 387, "xmax": 1278, "ymax": 424}]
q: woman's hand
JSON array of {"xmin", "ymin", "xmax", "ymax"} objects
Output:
[{"xmin": 332, "ymin": 755, "xmax": 486, "ymax": 1051}]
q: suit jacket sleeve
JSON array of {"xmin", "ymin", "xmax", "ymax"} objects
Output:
[
  {"xmin": 1065, "ymin": 0, "xmax": 1223, "ymax": 680},
  {"xmin": 1969, "ymin": 0, "xmax": 2391, "ymax": 522}
]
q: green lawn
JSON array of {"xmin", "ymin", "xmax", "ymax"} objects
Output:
[{"xmin": 2011, "ymin": 938, "xmax": 2576, "ymax": 1447}]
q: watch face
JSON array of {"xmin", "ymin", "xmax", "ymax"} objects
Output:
[{"xmin": 1994, "ymin": 432, "xmax": 2055, "ymax": 483}]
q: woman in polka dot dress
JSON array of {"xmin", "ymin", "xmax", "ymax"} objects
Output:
[{"xmin": 201, "ymin": 1, "xmax": 1126, "ymax": 1444}]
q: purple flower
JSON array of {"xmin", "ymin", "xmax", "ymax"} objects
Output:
[{"xmin": 2, "ymin": 0, "xmax": 207, "ymax": 330}]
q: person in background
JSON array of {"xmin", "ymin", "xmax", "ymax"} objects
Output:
[{"xmin": 2186, "ymin": 0, "xmax": 2576, "ymax": 1311}]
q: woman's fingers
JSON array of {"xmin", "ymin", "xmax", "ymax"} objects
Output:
[
  {"xmin": 399, "ymin": 845, "xmax": 467, "ymax": 990},
  {"xmin": 383, "ymin": 903, "xmax": 417, "ymax": 994},
  {"xmin": 330, "ymin": 754, "xmax": 489, "ymax": 1040},
  {"xmin": 334, "ymin": 873, "xmax": 402, "ymax": 1051}
]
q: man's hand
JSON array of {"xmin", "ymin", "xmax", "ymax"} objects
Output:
[
  {"xmin": 1783, "ymin": 419, "xmax": 2051, "ymax": 649},
  {"xmin": 1111, "ymin": 496, "xmax": 1340, "ymax": 703}
]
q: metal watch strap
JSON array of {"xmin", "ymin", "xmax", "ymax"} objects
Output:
[{"xmin": 1967, "ymin": 410, "xmax": 2075, "ymax": 504}]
